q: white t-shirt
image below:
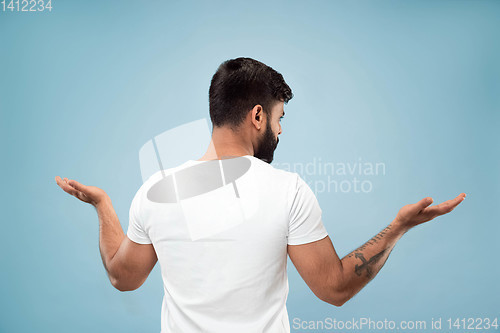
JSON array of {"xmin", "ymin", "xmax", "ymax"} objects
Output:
[{"xmin": 127, "ymin": 155, "xmax": 329, "ymax": 333}]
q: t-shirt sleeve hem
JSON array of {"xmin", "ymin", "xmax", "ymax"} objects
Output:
[
  {"xmin": 127, "ymin": 229, "xmax": 153, "ymax": 245},
  {"xmin": 287, "ymin": 230, "xmax": 329, "ymax": 246}
]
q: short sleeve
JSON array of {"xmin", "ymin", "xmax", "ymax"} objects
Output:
[
  {"xmin": 126, "ymin": 185, "xmax": 152, "ymax": 244},
  {"xmin": 287, "ymin": 174, "xmax": 329, "ymax": 245}
]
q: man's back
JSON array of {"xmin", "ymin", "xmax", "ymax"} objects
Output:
[
  {"xmin": 127, "ymin": 155, "xmax": 329, "ymax": 332},
  {"xmin": 55, "ymin": 57, "xmax": 466, "ymax": 333}
]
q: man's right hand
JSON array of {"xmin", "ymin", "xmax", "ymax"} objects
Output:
[
  {"xmin": 55, "ymin": 176, "xmax": 109, "ymax": 207},
  {"xmin": 395, "ymin": 193, "xmax": 466, "ymax": 230}
]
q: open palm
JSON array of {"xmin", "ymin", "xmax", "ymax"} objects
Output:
[
  {"xmin": 55, "ymin": 176, "xmax": 108, "ymax": 206},
  {"xmin": 396, "ymin": 193, "xmax": 466, "ymax": 229}
]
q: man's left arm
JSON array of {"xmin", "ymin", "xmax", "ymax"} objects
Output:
[
  {"xmin": 336, "ymin": 194, "xmax": 466, "ymax": 303},
  {"xmin": 288, "ymin": 193, "xmax": 466, "ymax": 306}
]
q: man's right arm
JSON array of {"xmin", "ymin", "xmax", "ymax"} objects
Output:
[
  {"xmin": 95, "ymin": 198, "xmax": 158, "ymax": 291},
  {"xmin": 287, "ymin": 193, "xmax": 465, "ymax": 306},
  {"xmin": 56, "ymin": 176, "xmax": 158, "ymax": 291}
]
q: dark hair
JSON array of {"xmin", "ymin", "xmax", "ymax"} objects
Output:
[{"xmin": 209, "ymin": 57, "xmax": 293, "ymax": 129}]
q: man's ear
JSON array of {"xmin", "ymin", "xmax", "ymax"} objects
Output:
[{"xmin": 251, "ymin": 104, "xmax": 264, "ymax": 130}]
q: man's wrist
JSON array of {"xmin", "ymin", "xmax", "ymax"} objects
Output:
[
  {"xmin": 94, "ymin": 195, "xmax": 112, "ymax": 210},
  {"xmin": 390, "ymin": 217, "xmax": 411, "ymax": 236}
]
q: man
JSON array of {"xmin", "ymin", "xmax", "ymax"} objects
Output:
[{"xmin": 55, "ymin": 57, "xmax": 465, "ymax": 332}]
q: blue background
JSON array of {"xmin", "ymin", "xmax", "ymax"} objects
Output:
[{"xmin": 1, "ymin": 1, "xmax": 499, "ymax": 332}]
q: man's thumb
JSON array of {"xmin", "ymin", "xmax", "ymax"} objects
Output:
[{"xmin": 415, "ymin": 197, "xmax": 433, "ymax": 212}]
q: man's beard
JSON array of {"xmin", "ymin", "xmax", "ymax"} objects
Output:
[{"xmin": 254, "ymin": 121, "xmax": 278, "ymax": 164}]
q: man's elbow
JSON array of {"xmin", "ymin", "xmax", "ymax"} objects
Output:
[
  {"xmin": 321, "ymin": 288, "xmax": 351, "ymax": 307},
  {"xmin": 322, "ymin": 296, "xmax": 348, "ymax": 307},
  {"xmin": 330, "ymin": 296, "xmax": 348, "ymax": 307},
  {"xmin": 113, "ymin": 283, "xmax": 137, "ymax": 292},
  {"xmin": 110, "ymin": 277, "xmax": 140, "ymax": 292}
]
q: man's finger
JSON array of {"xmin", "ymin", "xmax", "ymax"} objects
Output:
[
  {"xmin": 422, "ymin": 193, "xmax": 466, "ymax": 217},
  {"xmin": 56, "ymin": 176, "xmax": 94, "ymax": 203},
  {"xmin": 55, "ymin": 176, "xmax": 72, "ymax": 192},
  {"xmin": 67, "ymin": 179, "xmax": 88, "ymax": 193},
  {"xmin": 55, "ymin": 176, "xmax": 80, "ymax": 197},
  {"xmin": 437, "ymin": 193, "xmax": 466, "ymax": 212}
]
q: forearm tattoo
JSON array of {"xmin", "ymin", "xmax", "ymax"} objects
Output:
[
  {"xmin": 353, "ymin": 249, "xmax": 387, "ymax": 278},
  {"xmin": 346, "ymin": 225, "xmax": 393, "ymax": 279}
]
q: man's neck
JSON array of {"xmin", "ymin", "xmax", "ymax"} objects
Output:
[{"xmin": 198, "ymin": 126, "xmax": 254, "ymax": 161}]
